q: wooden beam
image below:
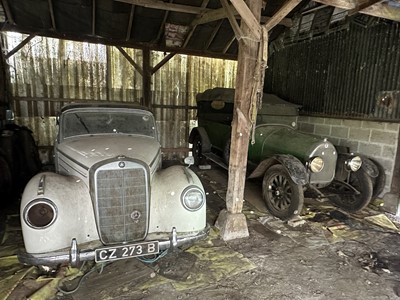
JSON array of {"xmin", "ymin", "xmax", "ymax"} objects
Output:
[
  {"xmin": 5, "ymin": 35, "xmax": 35, "ymax": 59},
  {"xmin": 155, "ymin": 3, "xmax": 170, "ymax": 43},
  {"xmin": 229, "ymin": 0, "xmax": 261, "ymax": 40},
  {"xmin": 115, "ymin": 46, "xmax": 144, "ymax": 76},
  {"xmin": 223, "ymin": 35, "xmax": 236, "ymax": 54},
  {"xmin": 115, "ymin": 0, "xmax": 209, "ymax": 14},
  {"xmin": 348, "ymin": 0, "xmax": 384, "ymax": 16},
  {"xmin": 216, "ymin": 0, "xmax": 263, "ymax": 240},
  {"xmin": 3, "ymin": 23, "xmax": 237, "ymax": 61},
  {"xmin": 2, "ymin": 0, "xmax": 15, "ymax": 25},
  {"xmin": 142, "ymin": 48, "xmax": 152, "ymax": 108},
  {"xmin": 264, "ymin": 0, "xmax": 302, "ymax": 31},
  {"xmin": 151, "ymin": 52, "xmax": 175, "ymax": 74},
  {"xmin": 182, "ymin": 0, "xmax": 210, "ymax": 48},
  {"xmin": 314, "ymin": 0, "xmax": 400, "ymax": 22},
  {"xmin": 204, "ymin": 19, "xmax": 223, "ymax": 50},
  {"xmin": 92, "ymin": 0, "xmax": 96, "ymax": 36},
  {"xmin": 126, "ymin": 5, "xmax": 135, "ymax": 41},
  {"xmin": 48, "ymin": 0, "xmax": 56, "ymax": 30},
  {"xmin": 220, "ymin": 0, "xmax": 244, "ymax": 41}
]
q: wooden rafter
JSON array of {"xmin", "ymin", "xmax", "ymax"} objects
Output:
[
  {"xmin": 314, "ymin": 0, "xmax": 400, "ymax": 22},
  {"xmin": 182, "ymin": 0, "xmax": 210, "ymax": 48},
  {"xmin": 204, "ymin": 19, "xmax": 223, "ymax": 50},
  {"xmin": 220, "ymin": 0, "xmax": 244, "ymax": 41},
  {"xmin": 92, "ymin": 0, "xmax": 96, "ymax": 36},
  {"xmin": 263, "ymin": 0, "xmax": 302, "ymax": 31},
  {"xmin": 348, "ymin": 0, "xmax": 384, "ymax": 16},
  {"xmin": 2, "ymin": 0, "xmax": 15, "ymax": 25},
  {"xmin": 116, "ymin": 46, "xmax": 144, "ymax": 76},
  {"xmin": 48, "ymin": 0, "xmax": 56, "ymax": 30},
  {"xmin": 151, "ymin": 52, "xmax": 175, "ymax": 74},
  {"xmin": 5, "ymin": 35, "xmax": 35, "ymax": 59},
  {"xmin": 229, "ymin": 0, "xmax": 261, "ymax": 39},
  {"xmin": 126, "ymin": 5, "xmax": 135, "ymax": 41},
  {"xmin": 192, "ymin": 5, "xmax": 293, "ymax": 27},
  {"xmin": 223, "ymin": 35, "xmax": 235, "ymax": 53},
  {"xmin": 115, "ymin": 0, "xmax": 209, "ymax": 14},
  {"xmin": 155, "ymin": 3, "xmax": 171, "ymax": 43}
]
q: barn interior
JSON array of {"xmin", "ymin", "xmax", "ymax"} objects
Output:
[{"xmin": 1, "ymin": 0, "xmax": 400, "ymax": 299}]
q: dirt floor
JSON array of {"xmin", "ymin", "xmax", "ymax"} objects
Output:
[{"xmin": 2, "ymin": 162, "xmax": 400, "ymax": 300}]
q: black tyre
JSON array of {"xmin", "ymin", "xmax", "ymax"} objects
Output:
[
  {"xmin": 369, "ymin": 159, "xmax": 386, "ymax": 200},
  {"xmin": 192, "ymin": 135, "xmax": 203, "ymax": 166},
  {"xmin": 262, "ymin": 164, "xmax": 304, "ymax": 220},
  {"xmin": 331, "ymin": 169, "xmax": 373, "ymax": 212}
]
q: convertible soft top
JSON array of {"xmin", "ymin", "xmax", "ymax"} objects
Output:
[{"xmin": 196, "ymin": 87, "xmax": 301, "ymax": 116}]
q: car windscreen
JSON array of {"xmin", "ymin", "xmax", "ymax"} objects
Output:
[{"xmin": 62, "ymin": 109, "xmax": 157, "ymax": 139}]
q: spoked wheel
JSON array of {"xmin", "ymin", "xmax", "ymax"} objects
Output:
[
  {"xmin": 192, "ymin": 135, "xmax": 203, "ymax": 166},
  {"xmin": 330, "ymin": 169, "xmax": 373, "ymax": 212},
  {"xmin": 262, "ymin": 164, "xmax": 304, "ymax": 220}
]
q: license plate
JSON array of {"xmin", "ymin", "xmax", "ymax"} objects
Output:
[{"xmin": 95, "ymin": 241, "xmax": 159, "ymax": 263}]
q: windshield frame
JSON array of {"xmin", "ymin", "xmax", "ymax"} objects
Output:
[{"xmin": 59, "ymin": 107, "xmax": 158, "ymax": 141}]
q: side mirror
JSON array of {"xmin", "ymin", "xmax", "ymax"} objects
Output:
[{"xmin": 184, "ymin": 156, "xmax": 194, "ymax": 167}]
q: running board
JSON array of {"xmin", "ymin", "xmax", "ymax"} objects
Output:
[{"xmin": 203, "ymin": 153, "xmax": 228, "ymax": 170}]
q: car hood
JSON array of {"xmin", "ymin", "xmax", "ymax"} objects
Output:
[{"xmin": 57, "ymin": 135, "xmax": 160, "ymax": 169}]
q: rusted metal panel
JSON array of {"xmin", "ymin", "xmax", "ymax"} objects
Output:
[
  {"xmin": 4, "ymin": 33, "xmax": 237, "ymax": 153},
  {"xmin": 266, "ymin": 22, "xmax": 400, "ymax": 121}
]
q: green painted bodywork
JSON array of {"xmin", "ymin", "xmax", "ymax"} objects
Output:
[{"xmin": 194, "ymin": 88, "xmax": 337, "ymax": 185}]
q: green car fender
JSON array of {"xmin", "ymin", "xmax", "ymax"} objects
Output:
[{"xmin": 248, "ymin": 154, "xmax": 309, "ymax": 185}]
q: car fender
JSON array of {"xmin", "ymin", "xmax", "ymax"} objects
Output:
[
  {"xmin": 248, "ymin": 154, "xmax": 308, "ymax": 185},
  {"xmin": 20, "ymin": 172, "xmax": 99, "ymax": 254},
  {"xmin": 335, "ymin": 153, "xmax": 379, "ymax": 181},
  {"xmin": 149, "ymin": 165, "xmax": 207, "ymax": 233},
  {"xmin": 359, "ymin": 156, "xmax": 379, "ymax": 178},
  {"xmin": 189, "ymin": 127, "xmax": 211, "ymax": 153}
]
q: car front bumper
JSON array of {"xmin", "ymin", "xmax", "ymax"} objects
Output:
[{"xmin": 18, "ymin": 225, "xmax": 210, "ymax": 267}]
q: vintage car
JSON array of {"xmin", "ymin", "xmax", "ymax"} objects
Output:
[
  {"xmin": 189, "ymin": 88, "xmax": 384, "ymax": 220},
  {"xmin": 19, "ymin": 103, "xmax": 208, "ymax": 267}
]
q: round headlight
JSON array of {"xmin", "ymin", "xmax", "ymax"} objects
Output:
[
  {"xmin": 346, "ymin": 156, "xmax": 362, "ymax": 172},
  {"xmin": 308, "ymin": 156, "xmax": 324, "ymax": 173},
  {"xmin": 24, "ymin": 198, "xmax": 57, "ymax": 229},
  {"xmin": 181, "ymin": 186, "xmax": 205, "ymax": 211}
]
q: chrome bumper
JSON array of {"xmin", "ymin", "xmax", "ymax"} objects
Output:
[{"xmin": 18, "ymin": 225, "xmax": 210, "ymax": 267}]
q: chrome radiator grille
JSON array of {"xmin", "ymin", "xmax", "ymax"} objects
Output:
[{"xmin": 94, "ymin": 163, "xmax": 148, "ymax": 244}]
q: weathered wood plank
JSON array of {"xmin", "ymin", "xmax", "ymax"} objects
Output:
[
  {"xmin": 264, "ymin": 0, "xmax": 302, "ymax": 31},
  {"xmin": 116, "ymin": 46, "xmax": 144, "ymax": 76},
  {"xmin": 225, "ymin": 0, "xmax": 262, "ymax": 223},
  {"xmin": 229, "ymin": 0, "xmax": 261, "ymax": 40},
  {"xmin": 115, "ymin": 0, "xmax": 209, "ymax": 14},
  {"xmin": 314, "ymin": 0, "xmax": 400, "ymax": 22},
  {"xmin": 5, "ymin": 35, "xmax": 35, "ymax": 59}
]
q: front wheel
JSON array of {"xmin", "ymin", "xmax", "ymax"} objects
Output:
[
  {"xmin": 192, "ymin": 135, "xmax": 203, "ymax": 166},
  {"xmin": 262, "ymin": 164, "xmax": 304, "ymax": 220},
  {"xmin": 330, "ymin": 169, "xmax": 373, "ymax": 212}
]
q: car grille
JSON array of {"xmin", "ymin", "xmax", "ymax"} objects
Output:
[{"xmin": 94, "ymin": 162, "xmax": 149, "ymax": 244}]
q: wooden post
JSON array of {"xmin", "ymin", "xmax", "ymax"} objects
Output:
[
  {"xmin": 142, "ymin": 48, "xmax": 152, "ymax": 108},
  {"xmin": 216, "ymin": 0, "xmax": 262, "ymax": 240}
]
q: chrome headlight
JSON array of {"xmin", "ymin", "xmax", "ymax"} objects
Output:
[
  {"xmin": 346, "ymin": 156, "xmax": 362, "ymax": 172},
  {"xmin": 24, "ymin": 198, "xmax": 57, "ymax": 229},
  {"xmin": 181, "ymin": 186, "xmax": 205, "ymax": 211},
  {"xmin": 308, "ymin": 156, "xmax": 324, "ymax": 173}
]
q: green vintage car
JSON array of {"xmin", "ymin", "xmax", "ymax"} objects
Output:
[{"xmin": 189, "ymin": 88, "xmax": 384, "ymax": 220}]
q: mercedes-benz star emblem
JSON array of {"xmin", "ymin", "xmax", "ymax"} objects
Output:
[
  {"xmin": 118, "ymin": 161, "xmax": 125, "ymax": 168},
  {"xmin": 131, "ymin": 210, "xmax": 141, "ymax": 222}
]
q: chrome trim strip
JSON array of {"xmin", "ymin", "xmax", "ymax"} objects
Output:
[
  {"xmin": 37, "ymin": 175, "xmax": 46, "ymax": 196},
  {"xmin": 57, "ymin": 149, "xmax": 90, "ymax": 171},
  {"xmin": 18, "ymin": 225, "xmax": 210, "ymax": 267}
]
